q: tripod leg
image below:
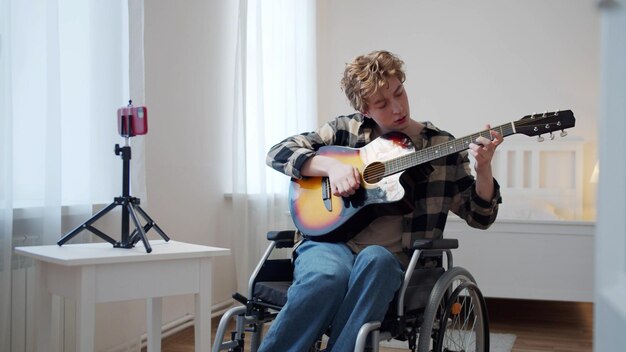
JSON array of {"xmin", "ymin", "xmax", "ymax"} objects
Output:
[
  {"xmin": 84, "ymin": 226, "xmax": 118, "ymax": 245},
  {"xmin": 57, "ymin": 202, "xmax": 119, "ymax": 246},
  {"xmin": 128, "ymin": 222, "xmax": 152, "ymax": 246},
  {"xmin": 127, "ymin": 203, "xmax": 152, "ymax": 253},
  {"xmin": 128, "ymin": 227, "xmax": 141, "ymax": 246},
  {"xmin": 128, "ymin": 222, "xmax": 154, "ymax": 246},
  {"xmin": 127, "ymin": 205, "xmax": 152, "ymax": 246},
  {"xmin": 134, "ymin": 205, "xmax": 171, "ymax": 241}
]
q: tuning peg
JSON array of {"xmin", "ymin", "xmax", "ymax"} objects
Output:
[
  {"xmin": 560, "ymin": 130, "xmax": 568, "ymax": 137},
  {"xmin": 537, "ymin": 135, "xmax": 545, "ymax": 142},
  {"xmin": 550, "ymin": 132, "xmax": 555, "ymax": 140}
]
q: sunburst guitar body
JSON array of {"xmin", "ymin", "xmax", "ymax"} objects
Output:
[{"xmin": 289, "ymin": 133, "xmax": 416, "ymax": 242}]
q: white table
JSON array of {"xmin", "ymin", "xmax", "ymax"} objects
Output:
[{"xmin": 14, "ymin": 240, "xmax": 230, "ymax": 352}]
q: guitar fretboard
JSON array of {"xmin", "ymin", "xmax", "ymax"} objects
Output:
[{"xmin": 384, "ymin": 123, "xmax": 516, "ymax": 177}]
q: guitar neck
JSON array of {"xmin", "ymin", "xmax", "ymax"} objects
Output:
[{"xmin": 384, "ymin": 122, "xmax": 516, "ymax": 177}]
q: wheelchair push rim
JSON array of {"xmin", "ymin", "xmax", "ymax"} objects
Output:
[
  {"xmin": 417, "ymin": 266, "xmax": 490, "ymax": 352},
  {"xmin": 435, "ymin": 281, "xmax": 489, "ymax": 352}
]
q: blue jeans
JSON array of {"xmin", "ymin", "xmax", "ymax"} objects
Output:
[{"xmin": 258, "ymin": 240, "xmax": 404, "ymax": 352}]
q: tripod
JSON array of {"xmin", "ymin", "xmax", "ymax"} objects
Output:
[{"xmin": 57, "ymin": 140, "xmax": 169, "ymax": 253}]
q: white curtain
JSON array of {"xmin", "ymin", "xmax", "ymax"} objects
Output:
[
  {"xmin": 0, "ymin": 0, "xmax": 143, "ymax": 350},
  {"xmin": 231, "ymin": 0, "xmax": 317, "ymax": 293},
  {"xmin": 0, "ymin": 1, "xmax": 13, "ymax": 349}
]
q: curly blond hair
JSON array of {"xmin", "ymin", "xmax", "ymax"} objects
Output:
[{"xmin": 340, "ymin": 50, "xmax": 406, "ymax": 112}]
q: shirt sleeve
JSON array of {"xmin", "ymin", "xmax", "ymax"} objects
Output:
[
  {"xmin": 265, "ymin": 119, "xmax": 343, "ymax": 179},
  {"xmin": 450, "ymin": 151, "xmax": 502, "ymax": 229},
  {"xmin": 265, "ymin": 133, "xmax": 321, "ymax": 179}
]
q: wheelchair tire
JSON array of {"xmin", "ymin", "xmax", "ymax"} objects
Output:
[{"xmin": 416, "ymin": 266, "xmax": 489, "ymax": 352}]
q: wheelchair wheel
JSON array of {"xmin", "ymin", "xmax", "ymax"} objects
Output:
[{"xmin": 417, "ymin": 266, "xmax": 489, "ymax": 352}]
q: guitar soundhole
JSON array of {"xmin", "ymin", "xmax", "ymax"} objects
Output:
[{"xmin": 363, "ymin": 162, "xmax": 385, "ymax": 184}]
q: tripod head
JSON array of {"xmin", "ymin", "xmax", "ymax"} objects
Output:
[{"xmin": 117, "ymin": 100, "xmax": 148, "ymax": 138}]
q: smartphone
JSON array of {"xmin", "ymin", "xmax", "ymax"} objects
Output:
[{"xmin": 117, "ymin": 105, "xmax": 148, "ymax": 137}]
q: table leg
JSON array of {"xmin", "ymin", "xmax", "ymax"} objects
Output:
[
  {"xmin": 147, "ymin": 297, "xmax": 163, "ymax": 352},
  {"xmin": 34, "ymin": 263, "xmax": 54, "ymax": 352},
  {"xmin": 77, "ymin": 266, "xmax": 96, "ymax": 352},
  {"xmin": 195, "ymin": 257, "xmax": 212, "ymax": 351}
]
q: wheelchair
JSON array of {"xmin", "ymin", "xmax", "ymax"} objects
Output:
[{"xmin": 213, "ymin": 230, "xmax": 490, "ymax": 352}]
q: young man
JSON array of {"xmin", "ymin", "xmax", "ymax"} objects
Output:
[{"xmin": 261, "ymin": 50, "xmax": 502, "ymax": 352}]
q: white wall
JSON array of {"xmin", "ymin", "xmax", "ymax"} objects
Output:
[
  {"xmin": 316, "ymin": 0, "xmax": 600, "ymax": 219},
  {"xmin": 143, "ymin": 0, "xmax": 238, "ymax": 322}
]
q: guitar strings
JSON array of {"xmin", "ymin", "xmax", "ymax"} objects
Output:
[
  {"xmin": 364, "ymin": 124, "xmax": 511, "ymax": 181},
  {"xmin": 363, "ymin": 115, "xmax": 566, "ymax": 181}
]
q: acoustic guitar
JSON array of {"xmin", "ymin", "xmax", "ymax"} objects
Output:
[{"xmin": 289, "ymin": 110, "xmax": 576, "ymax": 242}]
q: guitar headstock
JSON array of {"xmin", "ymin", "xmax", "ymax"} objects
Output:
[{"xmin": 514, "ymin": 110, "xmax": 576, "ymax": 140}]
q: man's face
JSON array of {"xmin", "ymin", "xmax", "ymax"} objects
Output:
[{"xmin": 362, "ymin": 76, "xmax": 411, "ymax": 134}]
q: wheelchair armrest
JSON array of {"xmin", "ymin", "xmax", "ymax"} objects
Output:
[
  {"xmin": 267, "ymin": 230, "xmax": 296, "ymax": 248},
  {"xmin": 411, "ymin": 238, "xmax": 458, "ymax": 250}
]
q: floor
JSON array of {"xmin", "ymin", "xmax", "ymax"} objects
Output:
[
  {"xmin": 153, "ymin": 298, "xmax": 593, "ymax": 352},
  {"xmin": 488, "ymin": 298, "xmax": 593, "ymax": 352}
]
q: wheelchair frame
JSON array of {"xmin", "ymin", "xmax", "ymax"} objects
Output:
[{"xmin": 213, "ymin": 230, "xmax": 490, "ymax": 352}]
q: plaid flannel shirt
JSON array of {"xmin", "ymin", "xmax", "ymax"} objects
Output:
[{"xmin": 266, "ymin": 112, "xmax": 501, "ymax": 248}]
